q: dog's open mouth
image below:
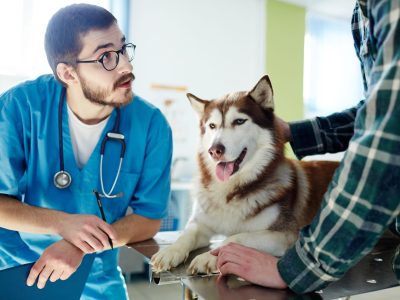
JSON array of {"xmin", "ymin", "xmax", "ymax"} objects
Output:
[{"xmin": 215, "ymin": 148, "xmax": 247, "ymax": 182}]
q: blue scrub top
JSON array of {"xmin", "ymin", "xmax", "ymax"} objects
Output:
[{"xmin": 0, "ymin": 75, "xmax": 172, "ymax": 299}]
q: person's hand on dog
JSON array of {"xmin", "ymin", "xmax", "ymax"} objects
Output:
[{"xmin": 211, "ymin": 242, "xmax": 288, "ymax": 289}]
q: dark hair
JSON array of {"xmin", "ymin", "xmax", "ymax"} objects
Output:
[{"xmin": 44, "ymin": 3, "xmax": 117, "ymax": 82}]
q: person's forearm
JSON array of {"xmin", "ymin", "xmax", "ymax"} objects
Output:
[
  {"xmin": 288, "ymin": 101, "xmax": 363, "ymax": 159},
  {"xmin": 0, "ymin": 195, "xmax": 67, "ymax": 235},
  {"xmin": 111, "ymin": 214, "xmax": 161, "ymax": 247}
]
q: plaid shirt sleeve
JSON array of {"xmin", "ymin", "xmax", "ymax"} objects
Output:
[
  {"xmin": 278, "ymin": 0, "xmax": 400, "ymax": 293},
  {"xmin": 289, "ymin": 101, "xmax": 364, "ymax": 159}
]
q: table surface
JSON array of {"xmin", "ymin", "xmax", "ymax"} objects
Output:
[{"xmin": 129, "ymin": 231, "xmax": 400, "ymax": 300}]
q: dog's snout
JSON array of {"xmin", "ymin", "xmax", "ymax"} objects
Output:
[{"xmin": 208, "ymin": 143, "xmax": 225, "ymax": 160}]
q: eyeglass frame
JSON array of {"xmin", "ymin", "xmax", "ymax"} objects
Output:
[{"xmin": 75, "ymin": 43, "xmax": 136, "ymax": 71}]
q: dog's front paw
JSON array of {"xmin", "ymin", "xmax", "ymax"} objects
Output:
[
  {"xmin": 187, "ymin": 252, "xmax": 218, "ymax": 274},
  {"xmin": 150, "ymin": 246, "xmax": 188, "ymax": 273}
]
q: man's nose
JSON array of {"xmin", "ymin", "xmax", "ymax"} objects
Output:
[{"xmin": 117, "ymin": 54, "xmax": 133, "ymax": 74}]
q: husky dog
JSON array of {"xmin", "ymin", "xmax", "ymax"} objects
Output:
[{"xmin": 151, "ymin": 75, "xmax": 339, "ymax": 274}]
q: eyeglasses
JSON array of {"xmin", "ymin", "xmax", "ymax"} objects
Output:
[{"xmin": 76, "ymin": 43, "xmax": 136, "ymax": 71}]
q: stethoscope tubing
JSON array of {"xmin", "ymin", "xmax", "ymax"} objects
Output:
[
  {"xmin": 58, "ymin": 88, "xmax": 67, "ymax": 175},
  {"xmin": 100, "ymin": 155, "xmax": 123, "ymax": 198}
]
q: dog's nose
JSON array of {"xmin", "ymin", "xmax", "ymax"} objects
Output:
[{"xmin": 208, "ymin": 144, "xmax": 225, "ymax": 160}]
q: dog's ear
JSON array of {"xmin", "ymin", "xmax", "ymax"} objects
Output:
[
  {"xmin": 187, "ymin": 93, "xmax": 209, "ymax": 115},
  {"xmin": 248, "ymin": 75, "xmax": 274, "ymax": 110}
]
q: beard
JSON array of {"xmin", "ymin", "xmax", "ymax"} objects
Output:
[{"xmin": 79, "ymin": 73, "xmax": 135, "ymax": 108}]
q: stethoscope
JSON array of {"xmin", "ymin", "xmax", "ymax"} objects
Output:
[{"xmin": 53, "ymin": 88, "xmax": 126, "ymax": 198}]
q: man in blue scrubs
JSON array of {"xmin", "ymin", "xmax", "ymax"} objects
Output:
[{"xmin": 0, "ymin": 4, "xmax": 172, "ymax": 299}]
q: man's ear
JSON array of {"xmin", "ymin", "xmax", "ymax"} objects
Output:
[{"xmin": 56, "ymin": 63, "xmax": 77, "ymax": 86}]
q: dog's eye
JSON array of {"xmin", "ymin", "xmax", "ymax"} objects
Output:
[
  {"xmin": 233, "ymin": 119, "xmax": 247, "ymax": 126},
  {"xmin": 209, "ymin": 123, "xmax": 216, "ymax": 129}
]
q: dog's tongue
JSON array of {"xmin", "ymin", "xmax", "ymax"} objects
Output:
[{"xmin": 216, "ymin": 162, "xmax": 235, "ymax": 181}]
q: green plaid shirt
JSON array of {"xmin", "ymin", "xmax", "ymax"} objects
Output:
[{"xmin": 278, "ymin": 0, "xmax": 400, "ymax": 293}]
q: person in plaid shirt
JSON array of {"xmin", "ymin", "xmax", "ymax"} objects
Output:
[{"xmin": 211, "ymin": 0, "xmax": 400, "ymax": 293}]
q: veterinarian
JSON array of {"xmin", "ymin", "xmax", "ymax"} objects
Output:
[
  {"xmin": 0, "ymin": 4, "xmax": 172, "ymax": 299},
  {"xmin": 212, "ymin": 0, "xmax": 400, "ymax": 293}
]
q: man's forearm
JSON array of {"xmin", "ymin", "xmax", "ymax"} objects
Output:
[
  {"xmin": 288, "ymin": 102, "xmax": 363, "ymax": 159},
  {"xmin": 0, "ymin": 195, "xmax": 66, "ymax": 235},
  {"xmin": 112, "ymin": 214, "xmax": 161, "ymax": 247},
  {"xmin": 0, "ymin": 195, "xmax": 118, "ymax": 253}
]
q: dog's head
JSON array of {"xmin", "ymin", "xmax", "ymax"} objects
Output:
[{"xmin": 187, "ymin": 75, "xmax": 284, "ymax": 183}]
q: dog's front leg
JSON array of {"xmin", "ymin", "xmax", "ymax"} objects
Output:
[
  {"xmin": 150, "ymin": 221, "xmax": 213, "ymax": 273},
  {"xmin": 187, "ymin": 250, "xmax": 219, "ymax": 275},
  {"xmin": 186, "ymin": 230, "xmax": 295, "ymax": 275},
  {"xmin": 221, "ymin": 230, "xmax": 297, "ymax": 257}
]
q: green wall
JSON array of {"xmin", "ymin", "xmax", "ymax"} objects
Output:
[{"xmin": 266, "ymin": 0, "xmax": 305, "ymax": 122}]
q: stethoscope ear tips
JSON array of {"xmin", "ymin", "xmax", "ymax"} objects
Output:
[{"xmin": 54, "ymin": 170, "xmax": 72, "ymax": 189}]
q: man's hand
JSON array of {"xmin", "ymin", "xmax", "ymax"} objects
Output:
[
  {"xmin": 26, "ymin": 239, "xmax": 84, "ymax": 289},
  {"xmin": 57, "ymin": 214, "xmax": 116, "ymax": 253},
  {"xmin": 211, "ymin": 243, "xmax": 288, "ymax": 289}
]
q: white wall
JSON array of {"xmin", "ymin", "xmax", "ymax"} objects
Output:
[
  {"xmin": 130, "ymin": 0, "xmax": 266, "ymax": 179},
  {"xmin": 0, "ymin": 75, "xmax": 29, "ymax": 94}
]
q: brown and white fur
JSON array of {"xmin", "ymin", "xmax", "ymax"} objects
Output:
[{"xmin": 151, "ymin": 75, "xmax": 339, "ymax": 274}]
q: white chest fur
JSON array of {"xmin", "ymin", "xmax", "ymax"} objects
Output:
[
  {"xmin": 192, "ymin": 185, "xmax": 281, "ymax": 236},
  {"xmin": 191, "ymin": 161, "xmax": 295, "ymax": 236}
]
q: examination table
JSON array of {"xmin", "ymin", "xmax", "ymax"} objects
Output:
[{"xmin": 129, "ymin": 231, "xmax": 400, "ymax": 300}]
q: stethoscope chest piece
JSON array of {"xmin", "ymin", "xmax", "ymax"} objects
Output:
[{"xmin": 54, "ymin": 170, "xmax": 72, "ymax": 189}]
